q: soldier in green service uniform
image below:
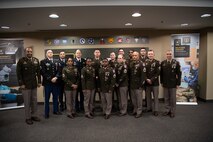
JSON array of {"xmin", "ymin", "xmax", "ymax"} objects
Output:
[
  {"xmin": 99, "ymin": 58, "xmax": 116, "ymax": 119},
  {"xmin": 62, "ymin": 58, "xmax": 80, "ymax": 119},
  {"xmin": 81, "ymin": 58, "xmax": 96, "ymax": 119},
  {"xmin": 160, "ymin": 50, "xmax": 181, "ymax": 118},
  {"xmin": 145, "ymin": 50, "xmax": 160, "ymax": 116},
  {"xmin": 16, "ymin": 46, "xmax": 41, "ymax": 125},
  {"xmin": 129, "ymin": 51, "xmax": 146, "ymax": 118},
  {"xmin": 109, "ymin": 52, "xmax": 119, "ymax": 112},
  {"xmin": 115, "ymin": 54, "xmax": 129, "ymax": 116}
]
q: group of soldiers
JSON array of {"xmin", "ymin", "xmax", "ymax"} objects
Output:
[{"xmin": 16, "ymin": 47, "xmax": 181, "ymax": 125}]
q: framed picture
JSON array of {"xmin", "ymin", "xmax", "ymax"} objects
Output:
[{"xmin": 183, "ymin": 37, "xmax": 191, "ymax": 44}]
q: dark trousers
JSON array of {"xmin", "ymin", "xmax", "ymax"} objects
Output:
[
  {"xmin": 112, "ymin": 87, "xmax": 119, "ymax": 112},
  {"xmin": 75, "ymin": 88, "xmax": 84, "ymax": 111},
  {"xmin": 44, "ymin": 84, "xmax": 59, "ymax": 117},
  {"xmin": 58, "ymin": 84, "xmax": 66, "ymax": 110},
  {"xmin": 94, "ymin": 79, "xmax": 101, "ymax": 102}
]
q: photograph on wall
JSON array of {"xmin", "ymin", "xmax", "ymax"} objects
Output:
[
  {"xmin": 0, "ymin": 39, "xmax": 24, "ymax": 110},
  {"xmin": 171, "ymin": 34, "xmax": 199, "ymax": 105}
]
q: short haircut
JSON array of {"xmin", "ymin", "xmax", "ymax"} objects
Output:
[
  {"xmin": 118, "ymin": 54, "xmax": 124, "ymax": 58},
  {"xmin": 94, "ymin": 49, "xmax": 100, "ymax": 52},
  {"xmin": 75, "ymin": 49, "xmax": 81, "ymax": 54},
  {"xmin": 118, "ymin": 48, "xmax": 124, "ymax": 51},
  {"xmin": 25, "ymin": 46, "xmax": 33, "ymax": 51},
  {"xmin": 141, "ymin": 47, "xmax": 146, "ymax": 50},
  {"xmin": 46, "ymin": 49, "xmax": 53, "ymax": 54},
  {"xmin": 86, "ymin": 57, "xmax": 93, "ymax": 61},
  {"xmin": 102, "ymin": 58, "xmax": 108, "ymax": 62}
]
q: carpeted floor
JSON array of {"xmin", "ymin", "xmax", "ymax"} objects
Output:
[{"xmin": 0, "ymin": 101, "xmax": 213, "ymax": 142}]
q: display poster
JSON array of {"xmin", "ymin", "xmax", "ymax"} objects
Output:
[
  {"xmin": 171, "ymin": 34, "xmax": 199, "ymax": 105},
  {"xmin": 0, "ymin": 39, "xmax": 24, "ymax": 110}
]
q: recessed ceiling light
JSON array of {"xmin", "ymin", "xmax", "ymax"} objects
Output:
[
  {"xmin": 1, "ymin": 26, "xmax": 10, "ymax": 29},
  {"xmin": 132, "ymin": 12, "xmax": 141, "ymax": 17},
  {"xmin": 49, "ymin": 14, "xmax": 59, "ymax": 18},
  {"xmin": 181, "ymin": 23, "xmax": 188, "ymax": 26},
  {"xmin": 125, "ymin": 23, "xmax": 132, "ymax": 26},
  {"xmin": 201, "ymin": 14, "xmax": 211, "ymax": 18},
  {"xmin": 60, "ymin": 24, "xmax": 67, "ymax": 27}
]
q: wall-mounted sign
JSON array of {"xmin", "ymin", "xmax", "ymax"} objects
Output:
[{"xmin": 174, "ymin": 45, "xmax": 190, "ymax": 58}]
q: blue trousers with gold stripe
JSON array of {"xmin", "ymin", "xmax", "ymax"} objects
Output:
[{"xmin": 44, "ymin": 84, "xmax": 59, "ymax": 117}]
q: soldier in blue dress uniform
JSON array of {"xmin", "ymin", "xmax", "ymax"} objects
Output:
[
  {"xmin": 56, "ymin": 51, "xmax": 66, "ymax": 111},
  {"xmin": 40, "ymin": 50, "xmax": 61, "ymax": 119}
]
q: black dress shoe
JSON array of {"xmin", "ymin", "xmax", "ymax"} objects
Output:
[
  {"xmin": 72, "ymin": 113, "xmax": 77, "ymax": 117},
  {"xmin": 44, "ymin": 115, "xmax": 49, "ymax": 119},
  {"xmin": 26, "ymin": 119, "xmax": 33, "ymax": 125},
  {"xmin": 170, "ymin": 113, "xmax": 175, "ymax": 118},
  {"xmin": 105, "ymin": 115, "xmax": 110, "ymax": 119},
  {"xmin": 85, "ymin": 114, "xmax": 94, "ymax": 119},
  {"xmin": 135, "ymin": 114, "xmax": 142, "ymax": 118},
  {"xmin": 163, "ymin": 112, "xmax": 170, "ymax": 116},
  {"xmin": 67, "ymin": 114, "xmax": 74, "ymax": 119},
  {"xmin": 53, "ymin": 112, "xmax": 62, "ymax": 115},
  {"xmin": 153, "ymin": 111, "xmax": 158, "ymax": 116},
  {"xmin": 90, "ymin": 112, "xmax": 94, "ymax": 116},
  {"xmin": 31, "ymin": 117, "xmax": 41, "ymax": 121},
  {"xmin": 145, "ymin": 109, "xmax": 152, "ymax": 112},
  {"xmin": 119, "ymin": 113, "xmax": 127, "ymax": 116},
  {"xmin": 60, "ymin": 108, "xmax": 64, "ymax": 112},
  {"xmin": 132, "ymin": 112, "xmax": 137, "ymax": 116}
]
